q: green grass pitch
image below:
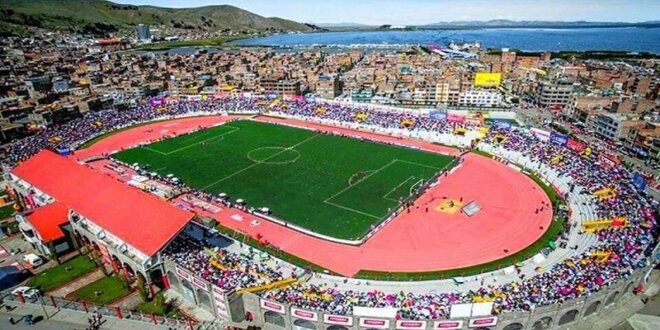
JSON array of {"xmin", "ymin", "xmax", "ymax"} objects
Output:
[{"xmin": 113, "ymin": 119, "xmax": 455, "ymax": 240}]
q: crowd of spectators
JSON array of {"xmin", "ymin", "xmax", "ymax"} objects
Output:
[
  {"xmin": 2, "ymin": 96, "xmax": 474, "ymax": 166},
  {"xmin": 2, "ymin": 96, "xmax": 657, "ymax": 320},
  {"xmin": 163, "ymin": 229, "xmax": 286, "ymax": 292},
  {"xmin": 259, "ymin": 120, "xmax": 656, "ymax": 320}
]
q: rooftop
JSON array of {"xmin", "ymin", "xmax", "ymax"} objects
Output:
[
  {"xmin": 25, "ymin": 202, "xmax": 69, "ymax": 243},
  {"xmin": 12, "ymin": 150, "xmax": 193, "ymax": 257}
]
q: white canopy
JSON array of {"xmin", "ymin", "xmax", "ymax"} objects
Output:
[
  {"xmin": 353, "ymin": 306, "xmax": 398, "ymax": 318},
  {"xmin": 449, "ymin": 303, "xmax": 472, "ymax": 318},
  {"xmin": 533, "ymin": 253, "xmax": 546, "ymax": 264},
  {"xmin": 471, "ymin": 302, "xmax": 494, "ymax": 316},
  {"xmin": 502, "ymin": 265, "xmax": 516, "ymax": 274}
]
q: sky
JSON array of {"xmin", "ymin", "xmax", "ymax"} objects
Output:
[{"xmin": 115, "ymin": 0, "xmax": 660, "ymax": 25}]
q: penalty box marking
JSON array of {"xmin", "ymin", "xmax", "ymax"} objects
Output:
[
  {"xmin": 382, "ymin": 176, "xmax": 417, "ymax": 202},
  {"xmin": 143, "ymin": 125, "xmax": 241, "ymax": 156},
  {"xmin": 324, "ymin": 159, "xmax": 442, "ymax": 218}
]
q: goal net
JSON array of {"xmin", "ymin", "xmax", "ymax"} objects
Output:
[{"xmin": 409, "ymin": 178, "xmax": 426, "ymax": 196}]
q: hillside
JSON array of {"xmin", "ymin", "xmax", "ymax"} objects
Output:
[{"xmin": 0, "ymin": 0, "xmax": 313, "ymax": 35}]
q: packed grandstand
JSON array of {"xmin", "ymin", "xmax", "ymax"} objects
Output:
[{"xmin": 2, "ymin": 96, "xmax": 657, "ymax": 323}]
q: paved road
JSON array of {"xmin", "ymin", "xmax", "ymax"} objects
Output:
[
  {"xmin": 1, "ymin": 312, "xmax": 81, "ymax": 329},
  {"xmin": 0, "ymin": 304, "xmax": 172, "ymax": 330}
]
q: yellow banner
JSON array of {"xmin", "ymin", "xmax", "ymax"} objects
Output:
[{"xmin": 474, "ymin": 72, "xmax": 502, "ymax": 87}]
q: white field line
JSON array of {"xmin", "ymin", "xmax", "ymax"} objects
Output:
[
  {"xmin": 143, "ymin": 146, "xmax": 168, "ymax": 155},
  {"xmin": 155, "ymin": 126, "xmax": 240, "ymax": 155},
  {"xmin": 324, "ymin": 159, "xmax": 443, "ymax": 216},
  {"xmin": 395, "ymin": 159, "xmax": 443, "ymax": 170},
  {"xmin": 324, "ymin": 159, "xmax": 398, "ymax": 203},
  {"xmin": 323, "ymin": 200, "xmax": 381, "ymax": 219},
  {"xmin": 383, "ymin": 176, "xmax": 416, "ymax": 201},
  {"xmin": 202, "ymin": 133, "xmax": 321, "ymax": 190}
]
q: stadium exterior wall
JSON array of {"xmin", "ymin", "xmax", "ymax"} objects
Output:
[
  {"xmin": 163, "ymin": 252, "xmax": 655, "ymax": 330},
  {"xmin": 245, "ymin": 265, "xmax": 653, "ymax": 330}
]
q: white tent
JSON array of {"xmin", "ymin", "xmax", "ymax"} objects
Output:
[
  {"xmin": 449, "ymin": 303, "xmax": 472, "ymax": 318},
  {"xmin": 471, "ymin": 302, "xmax": 494, "ymax": 316},
  {"xmin": 353, "ymin": 306, "xmax": 398, "ymax": 319},
  {"xmin": 533, "ymin": 253, "xmax": 546, "ymax": 264}
]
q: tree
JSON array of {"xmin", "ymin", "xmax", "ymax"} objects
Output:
[
  {"xmin": 65, "ymin": 230, "xmax": 81, "ymax": 253},
  {"xmin": 47, "ymin": 241, "xmax": 60, "ymax": 264},
  {"xmin": 136, "ymin": 274, "xmax": 150, "ymax": 302}
]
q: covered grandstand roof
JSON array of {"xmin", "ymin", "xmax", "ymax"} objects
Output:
[
  {"xmin": 25, "ymin": 202, "xmax": 69, "ymax": 243},
  {"xmin": 12, "ymin": 150, "xmax": 193, "ymax": 256}
]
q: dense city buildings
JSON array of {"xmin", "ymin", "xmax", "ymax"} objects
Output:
[{"xmin": 1, "ymin": 27, "xmax": 656, "ymax": 159}]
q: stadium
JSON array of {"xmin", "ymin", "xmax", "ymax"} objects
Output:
[{"xmin": 3, "ymin": 96, "xmax": 658, "ymax": 330}]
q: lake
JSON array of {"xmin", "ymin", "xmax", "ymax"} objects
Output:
[{"xmin": 231, "ymin": 27, "xmax": 660, "ymax": 53}]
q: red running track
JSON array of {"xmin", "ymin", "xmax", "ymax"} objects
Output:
[
  {"xmin": 74, "ymin": 115, "xmax": 244, "ymax": 161},
  {"xmin": 79, "ymin": 115, "xmax": 553, "ymax": 277}
]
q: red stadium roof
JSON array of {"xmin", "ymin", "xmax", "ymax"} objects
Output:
[
  {"xmin": 12, "ymin": 150, "xmax": 193, "ymax": 256},
  {"xmin": 26, "ymin": 202, "xmax": 69, "ymax": 243}
]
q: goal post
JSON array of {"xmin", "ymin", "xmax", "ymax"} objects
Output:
[{"xmin": 409, "ymin": 178, "xmax": 425, "ymax": 196}]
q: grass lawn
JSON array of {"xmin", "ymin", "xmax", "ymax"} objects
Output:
[
  {"xmin": 113, "ymin": 120, "xmax": 454, "ymax": 240},
  {"xmin": 133, "ymin": 293, "xmax": 184, "ymax": 318},
  {"xmin": 71, "ymin": 275, "xmax": 132, "ymax": 305},
  {"xmin": 28, "ymin": 255, "xmax": 98, "ymax": 292}
]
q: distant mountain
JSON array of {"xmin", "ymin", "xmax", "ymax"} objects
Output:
[
  {"xmin": 424, "ymin": 20, "xmax": 660, "ymax": 29},
  {"xmin": 0, "ymin": 0, "xmax": 313, "ymax": 35},
  {"xmin": 316, "ymin": 22, "xmax": 371, "ymax": 28}
]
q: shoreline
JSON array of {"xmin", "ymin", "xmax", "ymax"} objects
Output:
[{"xmin": 228, "ymin": 26, "xmax": 660, "ymax": 54}]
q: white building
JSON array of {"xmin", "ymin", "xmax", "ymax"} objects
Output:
[{"xmin": 458, "ymin": 89, "xmax": 503, "ymax": 107}]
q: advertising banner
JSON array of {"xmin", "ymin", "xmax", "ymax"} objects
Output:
[
  {"xmin": 149, "ymin": 97, "xmax": 167, "ymax": 107},
  {"xmin": 566, "ymin": 139, "xmax": 587, "ymax": 153},
  {"xmin": 434, "ymin": 320, "xmax": 464, "ymax": 329},
  {"xmin": 359, "ymin": 318, "xmax": 390, "ymax": 329},
  {"xmin": 530, "ymin": 128, "xmax": 550, "ymax": 142},
  {"xmin": 212, "ymin": 286, "xmax": 230, "ymax": 321},
  {"xmin": 175, "ymin": 266, "xmax": 191, "ymax": 281},
  {"xmin": 468, "ymin": 317, "xmax": 498, "ymax": 328},
  {"xmin": 474, "ymin": 72, "xmax": 502, "ymax": 87},
  {"xmin": 598, "ymin": 152, "xmax": 620, "ymax": 169},
  {"xmin": 447, "ymin": 113, "xmax": 466, "ymax": 123},
  {"xmin": 549, "ymin": 131, "xmax": 569, "ymax": 146},
  {"xmin": 632, "ymin": 172, "xmax": 647, "ymax": 190},
  {"xmin": 429, "ymin": 110, "xmax": 448, "ymax": 121},
  {"xmin": 396, "ymin": 320, "xmax": 427, "ymax": 329},
  {"xmin": 260, "ymin": 299, "xmax": 286, "ymax": 314},
  {"xmin": 192, "ymin": 277, "xmax": 209, "ymax": 291},
  {"xmin": 492, "ymin": 120, "xmax": 512, "ymax": 130},
  {"xmin": 291, "ymin": 307, "xmax": 318, "ymax": 321},
  {"xmin": 324, "ymin": 314, "xmax": 354, "ymax": 326}
]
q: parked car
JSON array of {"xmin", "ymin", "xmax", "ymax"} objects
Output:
[
  {"xmin": 23, "ymin": 253, "xmax": 44, "ymax": 268},
  {"xmin": 11, "ymin": 286, "xmax": 40, "ymax": 299}
]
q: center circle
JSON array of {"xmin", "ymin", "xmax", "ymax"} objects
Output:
[{"xmin": 247, "ymin": 147, "xmax": 300, "ymax": 165}]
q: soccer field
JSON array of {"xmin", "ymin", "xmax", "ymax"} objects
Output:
[{"xmin": 113, "ymin": 120, "xmax": 455, "ymax": 240}]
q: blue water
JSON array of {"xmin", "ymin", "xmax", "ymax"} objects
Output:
[{"xmin": 232, "ymin": 28, "xmax": 660, "ymax": 53}]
